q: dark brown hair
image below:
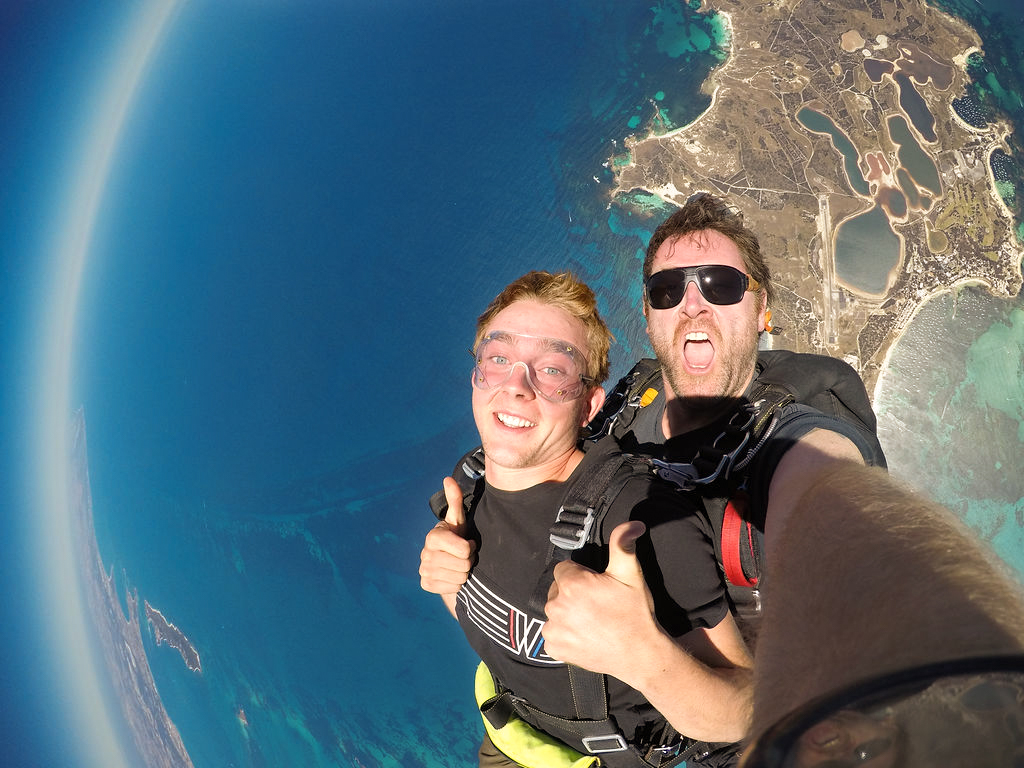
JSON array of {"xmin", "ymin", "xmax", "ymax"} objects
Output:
[{"xmin": 644, "ymin": 193, "xmax": 774, "ymax": 307}]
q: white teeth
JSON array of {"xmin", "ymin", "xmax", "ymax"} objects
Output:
[
  {"xmin": 686, "ymin": 332, "xmax": 710, "ymax": 341},
  {"xmin": 497, "ymin": 413, "xmax": 537, "ymax": 428}
]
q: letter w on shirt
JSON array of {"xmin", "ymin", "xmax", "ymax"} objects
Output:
[{"xmin": 459, "ymin": 573, "xmax": 559, "ymax": 665}]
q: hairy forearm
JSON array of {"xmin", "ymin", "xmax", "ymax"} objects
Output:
[
  {"xmin": 616, "ymin": 628, "xmax": 753, "ymax": 744},
  {"xmin": 752, "ymin": 463, "xmax": 1024, "ymax": 740}
]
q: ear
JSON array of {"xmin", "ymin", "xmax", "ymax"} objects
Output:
[
  {"xmin": 756, "ymin": 293, "xmax": 768, "ymax": 333},
  {"xmin": 581, "ymin": 385, "xmax": 606, "ymax": 426}
]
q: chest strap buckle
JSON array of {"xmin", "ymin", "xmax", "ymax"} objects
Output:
[
  {"xmin": 549, "ymin": 505, "xmax": 596, "ymax": 550},
  {"xmin": 582, "ymin": 734, "xmax": 629, "ymax": 753}
]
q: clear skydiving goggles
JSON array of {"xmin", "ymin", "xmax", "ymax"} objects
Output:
[
  {"xmin": 471, "ymin": 331, "xmax": 593, "ymax": 403},
  {"xmin": 645, "ymin": 264, "xmax": 761, "ymax": 309}
]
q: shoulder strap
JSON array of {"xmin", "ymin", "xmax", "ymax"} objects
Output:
[
  {"xmin": 527, "ymin": 441, "xmax": 633, "ymax": 616},
  {"xmin": 584, "ymin": 358, "xmax": 663, "ymax": 442},
  {"xmin": 428, "ymin": 446, "xmax": 485, "ymax": 521},
  {"xmin": 548, "ymin": 444, "xmax": 629, "ymax": 550}
]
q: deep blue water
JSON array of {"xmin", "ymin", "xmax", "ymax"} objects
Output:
[
  {"xmin": 2, "ymin": 0, "xmax": 1021, "ymax": 766},
  {"xmin": 9, "ymin": 2, "xmax": 726, "ymax": 766}
]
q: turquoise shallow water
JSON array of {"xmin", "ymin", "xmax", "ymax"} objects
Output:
[{"xmin": 875, "ymin": 287, "xmax": 1024, "ymax": 576}]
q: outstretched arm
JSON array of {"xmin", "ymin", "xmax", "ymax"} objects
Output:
[
  {"xmin": 543, "ymin": 522, "xmax": 753, "ymax": 743},
  {"xmin": 762, "ymin": 426, "xmax": 866, "ymax": 561},
  {"xmin": 752, "ymin": 462, "xmax": 1024, "ymax": 740}
]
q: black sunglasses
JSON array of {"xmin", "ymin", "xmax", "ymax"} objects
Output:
[{"xmin": 645, "ymin": 265, "xmax": 761, "ymax": 309}]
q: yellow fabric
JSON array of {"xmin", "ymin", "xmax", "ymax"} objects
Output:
[{"xmin": 474, "ymin": 662, "xmax": 599, "ymax": 768}]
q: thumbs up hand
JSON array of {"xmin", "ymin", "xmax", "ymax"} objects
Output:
[
  {"xmin": 601, "ymin": 520, "xmax": 651, "ymax": 598},
  {"xmin": 441, "ymin": 476, "xmax": 467, "ymax": 536},
  {"xmin": 419, "ymin": 477, "xmax": 476, "ymax": 597},
  {"xmin": 543, "ymin": 521, "xmax": 660, "ymax": 682}
]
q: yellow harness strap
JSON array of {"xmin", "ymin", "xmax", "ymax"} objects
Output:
[{"xmin": 474, "ymin": 662, "xmax": 599, "ymax": 768}]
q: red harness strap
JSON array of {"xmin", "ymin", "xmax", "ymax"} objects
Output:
[{"xmin": 722, "ymin": 492, "xmax": 758, "ymax": 588}]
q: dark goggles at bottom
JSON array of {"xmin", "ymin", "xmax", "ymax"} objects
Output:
[
  {"xmin": 739, "ymin": 655, "xmax": 1024, "ymax": 768},
  {"xmin": 645, "ymin": 265, "xmax": 761, "ymax": 309}
]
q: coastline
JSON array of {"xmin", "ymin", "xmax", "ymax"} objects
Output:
[
  {"xmin": 609, "ymin": 0, "xmax": 1022, "ymax": 389},
  {"xmin": 621, "ymin": 7, "xmax": 734, "ymax": 155},
  {"xmin": 872, "ymin": 274, "xmax": 1002, "ymax": 401},
  {"xmin": 70, "ymin": 412, "xmax": 195, "ymax": 766},
  {"xmin": 984, "ymin": 123, "xmax": 1017, "ymax": 220},
  {"xmin": 144, "ymin": 600, "xmax": 202, "ymax": 673}
]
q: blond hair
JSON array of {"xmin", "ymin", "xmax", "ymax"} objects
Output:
[{"xmin": 474, "ymin": 271, "xmax": 613, "ymax": 384}]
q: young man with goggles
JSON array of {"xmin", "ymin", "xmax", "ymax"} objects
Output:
[{"xmin": 420, "ymin": 270, "xmax": 753, "ymax": 767}]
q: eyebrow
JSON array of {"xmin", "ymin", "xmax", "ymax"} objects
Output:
[
  {"xmin": 540, "ymin": 338, "xmax": 576, "ymax": 355},
  {"xmin": 487, "ymin": 332, "xmax": 576, "ymax": 354},
  {"xmin": 488, "ymin": 331, "xmax": 517, "ymax": 345}
]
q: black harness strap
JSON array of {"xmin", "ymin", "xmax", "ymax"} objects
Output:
[
  {"xmin": 431, "ymin": 439, "xmax": 732, "ymax": 766},
  {"xmin": 531, "ymin": 446, "xmax": 721, "ymax": 767},
  {"xmin": 479, "ymin": 672, "xmax": 714, "ymax": 767},
  {"xmin": 429, "ymin": 447, "xmax": 485, "ymax": 522},
  {"xmin": 527, "ymin": 446, "xmax": 628, "ymax": 617}
]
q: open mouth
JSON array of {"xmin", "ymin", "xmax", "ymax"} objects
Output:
[
  {"xmin": 683, "ymin": 331, "xmax": 715, "ymax": 370},
  {"xmin": 497, "ymin": 412, "xmax": 537, "ymax": 428}
]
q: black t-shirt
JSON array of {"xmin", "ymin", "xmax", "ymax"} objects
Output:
[{"xmin": 455, "ymin": 443, "xmax": 727, "ymax": 744}]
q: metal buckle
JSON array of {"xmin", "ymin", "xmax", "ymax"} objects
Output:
[
  {"xmin": 647, "ymin": 458, "xmax": 700, "ymax": 490},
  {"xmin": 585, "ymin": 369, "xmax": 640, "ymax": 441},
  {"xmin": 627, "ymin": 400, "xmax": 766, "ymax": 491},
  {"xmin": 657, "ymin": 403, "xmax": 759, "ymax": 487},
  {"xmin": 581, "ymin": 734, "xmax": 629, "ymax": 753},
  {"xmin": 461, "ymin": 449, "xmax": 485, "ymax": 480},
  {"xmin": 549, "ymin": 506, "xmax": 596, "ymax": 550}
]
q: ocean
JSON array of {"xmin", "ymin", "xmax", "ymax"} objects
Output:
[
  {"xmin": 3, "ymin": 0, "xmax": 1021, "ymax": 765},
  {"xmin": 65, "ymin": 2, "xmax": 731, "ymax": 766}
]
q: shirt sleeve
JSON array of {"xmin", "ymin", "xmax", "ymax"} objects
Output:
[{"xmin": 746, "ymin": 403, "xmax": 887, "ymax": 527}]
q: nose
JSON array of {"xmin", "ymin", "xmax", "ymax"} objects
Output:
[
  {"xmin": 501, "ymin": 360, "xmax": 537, "ymax": 398},
  {"xmin": 679, "ymin": 277, "xmax": 709, "ymax": 315}
]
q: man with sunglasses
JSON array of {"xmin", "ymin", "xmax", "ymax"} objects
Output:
[
  {"xmin": 519, "ymin": 197, "xmax": 1024, "ymax": 763},
  {"xmin": 541, "ymin": 193, "xmax": 885, "ymax": 664},
  {"xmin": 635, "ymin": 192, "xmax": 879, "ymax": 478},
  {"xmin": 420, "ymin": 270, "xmax": 753, "ymax": 767}
]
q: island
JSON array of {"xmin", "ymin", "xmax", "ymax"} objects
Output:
[
  {"xmin": 611, "ymin": 0, "xmax": 1023, "ymax": 392},
  {"xmin": 144, "ymin": 600, "xmax": 202, "ymax": 674},
  {"xmin": 70, "ymin": 410, "xmax": 195, "ymax": 767}
]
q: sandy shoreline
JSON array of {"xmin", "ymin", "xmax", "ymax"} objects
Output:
[{"xmin": 611, "ymin": 0, "xmax": 1022, "ymax": 389}]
